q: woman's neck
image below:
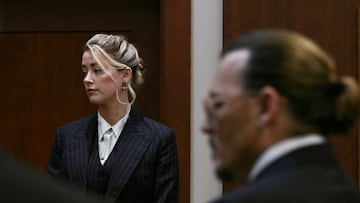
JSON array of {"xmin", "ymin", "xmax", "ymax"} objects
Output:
[{"xmin": 98, "ymin": 102, "xmax": 129, "ymax": 125}]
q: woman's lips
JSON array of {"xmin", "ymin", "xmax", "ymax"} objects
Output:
[{"xmin": 86, "ymin": 89, "xmax": 97, "ymax": 94}]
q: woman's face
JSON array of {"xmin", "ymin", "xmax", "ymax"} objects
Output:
[{"xmin": 81, "ymin": 51, "xmax": 122, "ymax": 105}]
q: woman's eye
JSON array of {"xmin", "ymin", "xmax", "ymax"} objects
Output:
[
  {"xmin": 93, "ymin": 69, "xmax": 103, "ymax": 74},
  {"xmin": 81, "ymin": 69, "xmax": 88, "ymax": 77}
]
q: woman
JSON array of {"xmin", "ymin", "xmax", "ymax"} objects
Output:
[
  {"xmin": 48, "ymin": 34, "xmax": 179, "ymax": 203},
  {"xmin": 202, "ymin": 29, "xmax": 360, "ymax": 202}
]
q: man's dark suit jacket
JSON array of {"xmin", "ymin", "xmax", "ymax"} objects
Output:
[
  {"xmin": 0, "ymin": 149, "xmax": 108, "ymax": 203},
  {"xmin": 47, "ymin": 108, "xmax": 179, "ymax": 203},
  {"xmin": 213, "ymin": 143, "xmax": 360, "ymax": 203}
]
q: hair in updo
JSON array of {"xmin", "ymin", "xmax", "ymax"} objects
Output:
[
  {"xmin": 222, "ymin": 29, "xmax": 360, "ymax": 135},
  {"xmin": 84, "ymin": 33, "xmax": 145, "ymax": 104}
]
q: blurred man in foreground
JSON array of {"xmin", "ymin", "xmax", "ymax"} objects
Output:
[{"xmin": 202, "ymin": 29, "xmax": 360, "ymax": 202}]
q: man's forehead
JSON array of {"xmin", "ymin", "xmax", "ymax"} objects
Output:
[
  {"xmin": 208, "ymin": 49, "xmax": 250, "ymax": 98},
  {"xmin": 220, "ymin": 49, "xmax": 250, "ymax": 72},
  {"xmin": 216, "ymin": 49, "xmax": 250, "ymax": 84}
]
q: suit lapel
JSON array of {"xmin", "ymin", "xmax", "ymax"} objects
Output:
[
  {"xmin": 68, "ymin": 115, "xmax": 98, "ymax": 186},
  {"xmin": 105, "ymin": 109, "xmax": 154, "ymax": 199}
]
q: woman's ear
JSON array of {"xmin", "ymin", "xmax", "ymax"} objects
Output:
[
  {"xmin": 257, "ymin": 86, "xmax": 282, "ymax": 126},
  {"xmin": 122, "ymin": 67, "xmax": 132, "ymax": 83}
]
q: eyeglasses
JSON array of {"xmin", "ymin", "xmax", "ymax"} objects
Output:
[{"xmin": 203, "ymin": 96, "xmax": 227, "ymax": 124}]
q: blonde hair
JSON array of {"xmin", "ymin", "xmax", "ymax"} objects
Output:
[{"xmin": 84, "ymin": 33, "xmax": 145, "ymax": 105}]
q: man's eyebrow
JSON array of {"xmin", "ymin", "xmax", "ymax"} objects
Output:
[{"xmin": 209, "ymin": 91, "xmax": 218, "ymax": 98}]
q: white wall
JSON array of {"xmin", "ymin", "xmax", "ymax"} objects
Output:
[{"xmin": 191, "ymin": 0, "xmax": 223, "ymax": 202}]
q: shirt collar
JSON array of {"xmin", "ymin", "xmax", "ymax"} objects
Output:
[
  {"xmin": 97, "ymin": 107, "xmax": 131, "ymax": 141},
  {"xmin": 248, "ymin": 133, "xmax": 325, "ymax": 182}
]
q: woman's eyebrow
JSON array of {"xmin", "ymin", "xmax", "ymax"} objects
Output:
[{"xmin": 81, "ymin": 62, "xmax": 98, "ymax": 68}]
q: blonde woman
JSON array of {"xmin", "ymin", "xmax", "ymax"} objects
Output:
[{"xmin": 48, "ymin": 34, "xmax": 179, "ymax": 203}]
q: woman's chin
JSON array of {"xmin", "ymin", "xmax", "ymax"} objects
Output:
[{"xmin": 88, "ymin": 98, "xmax": 103, "ymax": 105}]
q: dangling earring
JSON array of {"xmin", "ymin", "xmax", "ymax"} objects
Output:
[
  {"xmin": 256, "ymin": 119, "xmax": 265, "ymax": 130},
  {"xmin": 121, "ymin": 82, "xmax": 128, "ymax": 90}
]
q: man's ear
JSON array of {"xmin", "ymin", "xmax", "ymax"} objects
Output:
[{"xmin": 257, "ymin": 86, "xmax": 282, "ymax": 127}]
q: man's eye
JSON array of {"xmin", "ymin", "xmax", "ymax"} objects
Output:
[{"xmin": 213, "ymin": 101, "xmax": 224, "ymax": 109}]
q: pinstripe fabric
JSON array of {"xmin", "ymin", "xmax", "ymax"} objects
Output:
[
  {"xmin": 87, "ymin": 141, "xmax": 109, "ymax": 196},
  {"xmin": 48, "ymin": 109, "xmax": 179, "ymax": 203}
]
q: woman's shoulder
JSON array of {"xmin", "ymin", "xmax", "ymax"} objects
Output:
[
  {"xmin": 130, "ymin": 111, "xmax": 174, "ymax": 138},
  {"xmin": 58, "ymin": 114, "xmax": 97, "ymax": 131},
  {"xmin": 130, "ymin": 109, "xmax": 171, "ymax": 130},
  {"xmin": 138, "ymin": 116, "xmax": 177, "ymax": 145},
  {"xmin": 142, "ymin": 116, "xmax": 173, "ymax": 131}
]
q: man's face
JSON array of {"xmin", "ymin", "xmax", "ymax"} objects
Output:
[{"xmin": 202, "ymin": 49, "xmax": 260, "ymax": 180}]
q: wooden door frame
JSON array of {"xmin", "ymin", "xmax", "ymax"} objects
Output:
[{"xmin": 160, "ymin": 1, "xmax": 191, "ymax": 203}]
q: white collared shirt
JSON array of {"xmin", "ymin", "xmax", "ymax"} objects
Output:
[
  {"xmin": 97, "ymin": 108, "xmax": 130, "ymax": 165},
  {"xmin": 248, "ymin": 133, "xmax": 325, "ymax": 181}
]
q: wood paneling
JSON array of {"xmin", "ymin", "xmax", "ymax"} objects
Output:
[
  {"xmin": 0, "ymin": 0, "xmax": 160, "ymax": 121},
  {"xmin": 0, "ymin": 0, "xmax": 191, "ymax": 202},
  {"xmin": 0, "ymin": 0, "xmax": 161, "ymax": 166},
  {"xmin": 160, "ymin": 1, "xmax": 191, "ymax": 203},
  {"xmin": 0, "ymin": 33, "xmax": 96, "ymax": 168},
  {"xmin": 358, "ymin": 7, "xmax": 360, "ymax": 186},
  {"xmin": 224, "ymin": 0, "xmax": 360, "ymax": 191}
]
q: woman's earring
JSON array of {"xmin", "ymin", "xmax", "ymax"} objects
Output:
[
  {"xmin": 121, "ymin": 82, "xmax": 128, "ymax": 90},
  {"xmin": 256, "ymin": 119, "xmax": 265, "ymax": 130}
]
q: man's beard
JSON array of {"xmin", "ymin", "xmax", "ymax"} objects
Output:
[
  {"xmin": 210, "ymin": 138, "xmax": 236, "ymax": 182},
  {"xmin": 215, "ymin": 167, "xmax": 236, "ymax": 182}
]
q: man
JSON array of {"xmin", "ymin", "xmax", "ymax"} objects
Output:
[{"xmin": 202, "ymin": 29, "xmax": 360, "ymax": 202}]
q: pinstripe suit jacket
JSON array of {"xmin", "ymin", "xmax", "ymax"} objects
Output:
[{"xmin": 47, "ymin": 108, "xmax": 179, "ymax": 203}]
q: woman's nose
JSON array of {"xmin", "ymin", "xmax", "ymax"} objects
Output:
[{"xmin": 83, "ymin": 71, "xmax": 93, "ymax": 84}]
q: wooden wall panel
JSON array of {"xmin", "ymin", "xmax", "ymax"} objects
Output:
[
  {"xmin": 0, "ymin": 1, "xmax": 191, "ymax": 203},
  {"xmin": 0, "ymin": 0, "xmax": 160, "ymax": 121},
  {"xmin": 160, "ymin": 1, "xmax": 191, "ymax": 203},
  {"xmin": 0, "ymin": 33, "xmax": 97, "ymax": 167},
  {"xmin": 0, "ymin": 0, "xmax": 161, "ymax": 164},
  {"xmin": 358, "ymin": 6, "xmax": 360, "ymax": 186},
  {"xmin": 224, "ymin": 0, "xmax": 359, "ymax": 191}
]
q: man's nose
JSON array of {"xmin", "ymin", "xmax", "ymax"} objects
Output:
[{"xmin": 201, "ymin": 114, "xmax": 215, "ymax": 135}]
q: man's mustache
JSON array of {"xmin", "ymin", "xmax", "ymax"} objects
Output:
[{"xmin": 208, "ymin": 138, "xmax": 217, "ymax": 151}]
